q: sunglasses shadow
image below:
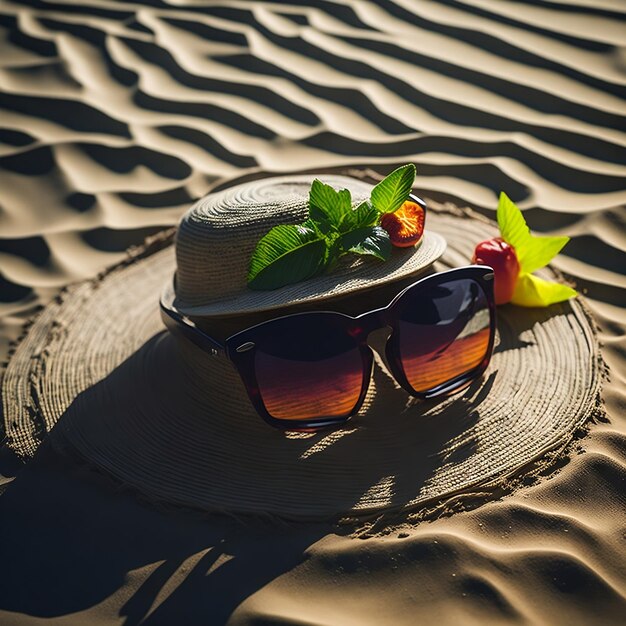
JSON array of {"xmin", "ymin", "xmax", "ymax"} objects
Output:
[
  {"xmin": 337, "ymin": 302, "xmax": 577, "ymax": 515},
  {"xmin": 297, "ymin": 348, "xmax": 496, "ymax": 514},
  {"xmin": 493, "ymin": 303, "xmax": 569, "ymax": 355}
]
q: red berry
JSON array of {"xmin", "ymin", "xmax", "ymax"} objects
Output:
[
  {"xmin": 472, "ymin": 237, "xmax": 520, "ymax": 305},
  {"xmin": 380, "ymin": 201, "xmax": 425, "ymax": 248}
]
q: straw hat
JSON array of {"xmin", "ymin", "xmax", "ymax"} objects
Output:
[
  {"xmin": 1, "ymin": 173, "xmax": 601, "ymax": 522},
  {"xmin": 168, "ymin": 174, "xmax": 445, "ymax": 317}
]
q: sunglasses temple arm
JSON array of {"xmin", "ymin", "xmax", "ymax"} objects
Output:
[{"xmin": 159, "ymin": 301, "xmax": 226, "ymax": 357}]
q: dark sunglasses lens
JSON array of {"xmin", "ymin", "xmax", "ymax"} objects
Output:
[
  {"xmin": 253, "ymin": 314, "xmax": 365, "ymax": 421},
  {"xmin": 396, "ymin": 277, "xmax": 492, "ymax": 393}
]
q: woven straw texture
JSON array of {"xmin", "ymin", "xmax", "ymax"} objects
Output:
[
  {"xmin": 172, "ymin": 175, "xmax": 446, "ymax": 316},
  {"xmin": 1, "ymin": 206, "xmax": 600, "ymax": 520}
]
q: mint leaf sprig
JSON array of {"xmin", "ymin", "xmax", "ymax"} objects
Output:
[{"xmin": 247, "ymin": 164, "xmax": 416, "ymax": 291}]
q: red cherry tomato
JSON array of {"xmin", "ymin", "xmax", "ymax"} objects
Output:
[{"xmin": 472, "ymin": 237, "xmax": 520, "ymax": 305}]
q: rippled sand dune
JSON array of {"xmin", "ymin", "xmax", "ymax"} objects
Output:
[{"xmin": 0, "ymin": 1, "xmax": 625, "ymax": 624}]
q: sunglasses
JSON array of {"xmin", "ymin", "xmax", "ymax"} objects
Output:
[{"xmin": 160, "ymin": 266, "xmax": 496, "ymax": 431}]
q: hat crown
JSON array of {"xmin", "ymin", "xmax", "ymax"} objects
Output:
[{"xmin": 174, "ymin": 175, "xmax": 372, "ymax": 308}]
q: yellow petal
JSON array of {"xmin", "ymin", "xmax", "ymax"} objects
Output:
[{"xmin": 511, "ymin": 273, "xmax": 577, "ymax": 308}]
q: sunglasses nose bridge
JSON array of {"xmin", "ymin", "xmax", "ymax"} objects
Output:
[
  {"xmin": 364, "ymin": 324, "xmax": 393, "ymax": 354},
  {"xmin": 353, "ymin": 309, "xmax": 392, "ymax": 348}
]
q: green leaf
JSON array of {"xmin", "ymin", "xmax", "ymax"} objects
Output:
[
  {"xmin": 510, "ymin": 273, "xmax": 577, "ymax": 307},
  {"xmin": 497, "ymin": 192, "xmax": 570, "ymax": 274},
  {"xmin": 309, "ymin": 179, "xmax": 352, "ymax": 226},
  {"xmin": 339, "ymin": 226, "xmax": 391, "ymax": 261},
  {"xmin": 517, "ymin": 235, "xmax": 570, "ymax": 274},
  {"xmin": 339, "ymin": 200, "xmax": 380, "ymax": 233},
  {"xmin": 370, "ymin": 164, "xmax": 416, "ymax": 214},
  {"xmin": 247, "ymin": 224, "xmax": 329, "ymax": 290},
  {"xmin": 247, "ymin": 165, "xmax": 421, "ymax": 291},
  {"xmin": 305, "ymin": 209, "xmax": 334, "ymax": 236},
  {"xmin": 324, "ymin": 236, "xmax": 344, "ymax": 272},
  {"xmin": 497, "ymin": 192, "xmax": 531, "ymax": 250}
]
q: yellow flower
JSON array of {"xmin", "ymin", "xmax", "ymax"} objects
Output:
[{"xmin": 496, "ymin": 192, "xmax": 576, "ymax": 307}]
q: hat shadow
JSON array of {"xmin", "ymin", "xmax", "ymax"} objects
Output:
[
  {"xmin": 0, "ymin": 343, "xmax": 491, "ymax": 626},
  {"xmin": 0, "ymin": 441, "xmax": 328, "ymax": 624}
]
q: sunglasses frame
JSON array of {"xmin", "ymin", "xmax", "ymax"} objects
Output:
[{"xmin": 161, "ymin": 265, "xmax": 497, "ymax": 431}]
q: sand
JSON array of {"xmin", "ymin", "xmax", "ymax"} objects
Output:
[{"xmin": 0, "ymin": 0, "xmax": 624, "ymax": 624}]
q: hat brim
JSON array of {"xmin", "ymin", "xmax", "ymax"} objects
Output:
[
  {"xmin": 1, "ymin": 203, "xmax": 601, "ymax": 521},
  {"xmin": 166, "ymin": 229, "xmax": 446, "ymax": 318}
]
